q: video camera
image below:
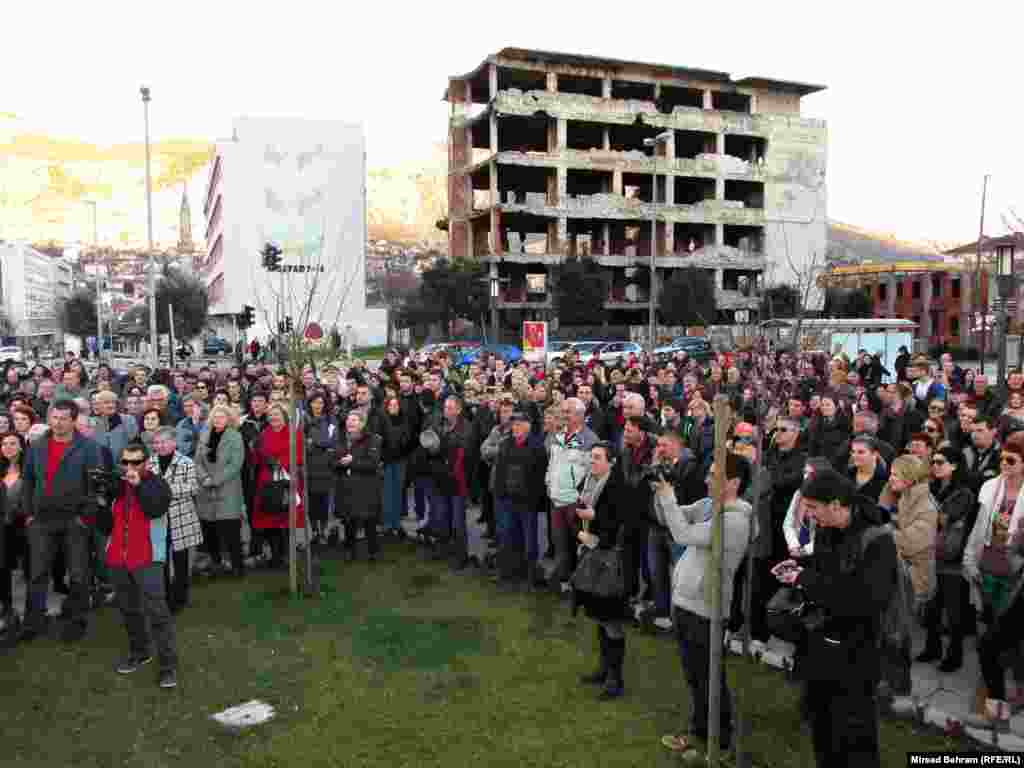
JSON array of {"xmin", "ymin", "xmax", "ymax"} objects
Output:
[
  {"xmin": 640, "ymin": 462, "xmax": 673, "ymax": 484},
  {"xmin": 87, "ymin": 467, "xmax": 117, "ymax": 500}
]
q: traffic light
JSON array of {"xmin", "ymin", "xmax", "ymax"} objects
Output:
[
  {"xmin": 238, "ymin": 304, "xmax": 255, "ymax": 329},
  {"xmin": 260, "ymin": 242, "xmax": 282, "ymax": 271},
  {"xmin": 285, "ymin": 316, "xmax": 293, "ymax": 333},
  {"xmin": 277, "ymin": 320, "xmax": 285, "ymax": 334}
]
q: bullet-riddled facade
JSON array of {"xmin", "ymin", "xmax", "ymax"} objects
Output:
[{"xmin": 444, "ymin": 47, "xmax": 828, "ymax": 332}]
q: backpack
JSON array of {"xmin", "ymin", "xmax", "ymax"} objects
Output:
[{"xmin": 860, "ymin": 523, "xmax": 915, "ymax": 651}]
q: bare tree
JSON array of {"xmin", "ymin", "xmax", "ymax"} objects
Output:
[
  {"xmin": 759, "ymin": 222, "xmax": 828, "ymax": 352},
  {"xmin": 250, "ymin": 226, "xmax": 363, "ymax": 596}
]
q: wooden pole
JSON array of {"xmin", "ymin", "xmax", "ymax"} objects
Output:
[
  {"xmin": 288, "ymin": 371, "xmax": 298, "ymax": 596},
  {"xmin": 167, "ymin": 304, "xmax": 175, "ymax": 369},
  {"xmin": 706, "ymin": 394, "xmax": 732, "ymax": 768}
]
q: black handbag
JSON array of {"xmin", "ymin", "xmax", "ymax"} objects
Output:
[
  {"xmin": 571, "ymin": 527, "xmax": 626, "ymax": 599},
  {"xmin": 259, "ymin": 464, "xmax": 290, "ymax": 517},
  {"xmin": 765, "ymin": 586, "xmax": 825, "ymax": 645}
]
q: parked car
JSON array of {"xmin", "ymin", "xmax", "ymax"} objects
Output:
[
  {"xmin": 0, "ymin": 346, "xmax": 24, "ymax": 363},
  {"xmin": 552, "ymin": 340, "xmax": 608, "ymax": 364},
  {"xmin": 418, "ymin": 341, "xmax": 480, "ymax": 361},
  {"xmin": 596, "ymin": 341, "xmax": 644, "ymax": 365},
  {"xmin": 652, "ymin": 336, "xmax": 713, "ymax": 363},
  {"xmin": 203, "ymin": 337, "xmax": 232, "ymax": 356},
  {"xmin": 460, "ymin": 343, "xmax": 523, "ymax": 366}
]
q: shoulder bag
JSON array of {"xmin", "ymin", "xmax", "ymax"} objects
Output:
[{"xmin": 570, "ymin": 521, "xmax": 626, "ymax": 599}]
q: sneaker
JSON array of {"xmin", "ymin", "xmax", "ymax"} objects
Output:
[
  {"xmin": 116, "ymin": 655, "xmax": 154, "ymax": 674},
  {"xmin": 159, "ymin": 669, "xmax": 178, "ymax": 689},
  {"xmin": 653, "ymin": 616, "xmax": 673, "ymax": 632}
]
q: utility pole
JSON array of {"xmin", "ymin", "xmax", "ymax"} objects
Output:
[
  {"xmin": 141, "ymin": 86, "xmax": 158, "ymax": 369},
  {"xmin": 975, "ymin": 174, "xmax": 990, "ymax": 371},
  {"xmin": 86, "ymin": 201, "xmax": 101, "ymax": 362},
  {"xmin": 705, "ymin": 394, "xmax": 732, "ymax": 768}
]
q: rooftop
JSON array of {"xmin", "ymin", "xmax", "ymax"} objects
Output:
[
  {"xmin": 444, "ymin": 47, "xmax": 826, "ymax": 101},
  {"xmin": 944, "ymin": 233, "xmax": 1024, "ymax": 256}
]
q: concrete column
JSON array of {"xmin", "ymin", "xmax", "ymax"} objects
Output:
[
  {"xmin": 703, "ymin": 90, "xmax": 714, "ymax": 109},
  {"xmin": 489, "ymin": 159, "xmax": 499, "ymax": 213},
  {"xmin": 489, "ymin": 111, "xmax": 498, "ymax": 155},
  {"xmin": 886, "ymin": 276, "xmax": 897, "ymax": 317},
  {"xmin": 489, "ymin": 261, "xmax": 499, "ymax": 342},
  {"xmin": 489, "ymin": 64, "xmax": 498, "ymax": 100},
  {"xmin": 557, "ymin": 217, "xmax": 568, "ymax": 255},
  {"xmin": 715, "ymin": 268, "xmax": 724, "ymax": 289},
  {"xmin": 603, "ymin": 223, "xmax": 611, "ymax": 257},
  {"xmin": 556, "ymin": 118, "xmax": 567, "ymax": 151},
  {"xmin": 716, "ymin": 133, "xmax": 725, "ymax": 155},
  {"xmin": 556, "ymin": 167, "xmax": 567, "ymax": 207},
  {"xmin": 466, "ymin": 219, "xmax": 474, "ymax": 259},
  {"xmin": 602, "ymin": 127, "xmax": 611, "ymax": 151},
  {"xmin": 714, "ymin": 223, "xmax": 724, "ymax": 247},
  {"xmin": 603, "ymin": 77, "xmax": 612, "ymax": 99},
  {"xmin": 546, "ymin": 72, "xmax": 557, "ymax": 92},
  {"xmin": 612, "ymin": 170, "xmax": 623, "ymax": 196},
  {"xmin": 715, "ymin": 177, "xmax": 725, "ymax": 201}
]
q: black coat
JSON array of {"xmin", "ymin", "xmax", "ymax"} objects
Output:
[
  {"xmin": 304, "ymin": 414, "xmax": 338, "ymax": 496},
  {"xmin": 930, "ymin": 479, "xmax": 977, "ymax": 566},
  {"xmin": 765, "ymin": 444, "xmax": 807, "ymax": 561},
  {"xmin": 573, "ymin": 468, "xmax": 630, "ymax": 623},
  {"xmin": 793, "ymin": 500, "xmax": 897, "ymax": 687},
  {"xmin": 333, "ymin": 432, "xmax": 383, "ymax": 521},
  {"xmin": 806, "ymin": 415, "xmax": 851, "ymax": 467},
  {"xmin": 380, "ymin": 412, "xmax": 411, "ymax": 464},
  {"xmin": 492, "ymin": 433, "xmax": 547, "ymax": 505}
]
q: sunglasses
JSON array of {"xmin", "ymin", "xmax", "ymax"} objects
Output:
[
  {"xmin": 1001, "ymin": 455, "xmax": 1020, "ymax": 466},
  {"xmin": 931, "ymin": 458, "xmax": 948, "ymax": 467},
  {"xmin": 925, "ymin": 426, "xmax": 940, "ymax": 433},
  {"xmin": 121, "ymin": 458, "xmax": 146, "ymax": 467}
]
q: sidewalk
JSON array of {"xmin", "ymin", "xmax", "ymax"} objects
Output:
[{"xmin": 10, "ymin": 508, "xmax": 1021, "ymax": 752}]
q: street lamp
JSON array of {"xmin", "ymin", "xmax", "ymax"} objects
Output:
[
  {"xmin": 84, "ymin": 200, "xmax": 102, "ymax": 361},
  {"xmin": 141, "ymin": 86, "xmax": 158, "ymax": 368},
  {"xmin": 996, "ymin": 243, "xmax": 1017, "ymax": 386},
  {"xmin": 643, "ymin": 131, "xmax": 673, "ymax": 351}
]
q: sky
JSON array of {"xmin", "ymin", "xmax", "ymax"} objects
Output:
[{"xmin": 4, "ymin": 0, "xmax": 1022, "ymax": 247}]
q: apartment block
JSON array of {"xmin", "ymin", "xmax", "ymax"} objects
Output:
[{"xmin": 444, "ymin": 47, "xmax": 828, "ymax": 333}]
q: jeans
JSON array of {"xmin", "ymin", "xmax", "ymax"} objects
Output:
[
  {"xmin": 26, "ymin": 517, "xmax": 91, "ymax": 632},
  {"xmin": 111, "ymin": 563, "xmax": 178, "ymax": 672},
  {"xmin": 803, "ymin": 680, "xmax": 880, "ymax": 767},
  {"xmin": 673, "ymin": 607, "xmax": 733, "ymax": 749},
  {"xmin": 414, "ymin": 478, "xmax": 432, "ymax": 522},
  {"xmin": 648, "ymin": 527, "xmax": 672, "ymax": 617},
  {"xmin": 550, "ymin": 503, "xmax": 578, "ymax": 585},
  {"xmin": 382, "ymin": 461, "xmax": 405, "ymax": 531},
  {"xmin": 431, "ymin": 493, "xmax": 467, "ymax": 559},
  {"xmin": 496, "ymin": 496, "xmax": 539, "ymax": 580}
]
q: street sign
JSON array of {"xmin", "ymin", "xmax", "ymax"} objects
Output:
[
  {"xmin": 304, "ymin": 322, "xmax": 323, "ymax": 340},
  {"xmin": 734, "ymin": 310, "xmax": 750, "ymax": 324}
]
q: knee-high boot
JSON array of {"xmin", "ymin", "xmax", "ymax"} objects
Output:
[{"xmin": 581, "ymin": 625, "xmax": 609, "ymax": 685}]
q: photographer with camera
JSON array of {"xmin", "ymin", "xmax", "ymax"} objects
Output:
[
  {"xmin": 772, "ymin": 468, "xmax": 897, "ymax": 768},
  {"xmin": 20, "ymin": 399, "xmax": 108, "ymax": 643},
  {"xmin": 642, "ymin": 430, "xmax": 707, "ymax": 632},
  {"xmin": 96, "ymin": 440, "xmax": 178, "ymax": 688}
]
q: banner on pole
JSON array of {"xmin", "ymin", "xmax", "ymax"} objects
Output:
[{"xmin": 522, "ymin": 321, "xmax": 548, "ymax": 363}]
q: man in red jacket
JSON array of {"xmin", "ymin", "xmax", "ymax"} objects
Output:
[{"xmin": 97, "ymin": 440, "xmax": 178, "ymax": 688}]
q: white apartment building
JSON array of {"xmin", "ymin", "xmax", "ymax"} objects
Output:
[
  {"xmin": 202, "ymin": 117, "xmax": 385, "ymax": 345},
  {"xmin": 0, "ymin": 241, "xmax": 71, "ymax": 348}
]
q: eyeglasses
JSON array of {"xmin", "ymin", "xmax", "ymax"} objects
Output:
[
  {"xmin": 195, "ymin": 384, "xmax": 207, "ymax": 389},
  {"xmin": 1001, "ymin": 455, "xmax": 1020, "ymax": 467},
  {"xmin": 121, "ymin": 458, "xmax": 145, "ymax": 467},
  {"xmin": 925, "ymin": 426, "xmax": 940, "ymax": 434},
  {"xmin": 930, "ymin": 459, "xmax": 948, "ymax": 467}
]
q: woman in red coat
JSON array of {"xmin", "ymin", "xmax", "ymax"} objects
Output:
[{"xmin": 252, "ymin": 403, "xmax": 304, "ymax": 567}]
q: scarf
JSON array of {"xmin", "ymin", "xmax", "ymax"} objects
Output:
[
  {"xmin": 207, "ymin": 428, "xmax": 224, "ymax": 464},
  {"xmin": 579, "ymin": 469, "xmax": 610, "ymax": 511}
]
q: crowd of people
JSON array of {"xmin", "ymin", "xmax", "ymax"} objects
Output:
[{"xmin": 1, "ymin": 341, "xmax": 1022, "ymax": 764}]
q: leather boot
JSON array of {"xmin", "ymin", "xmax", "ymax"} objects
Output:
[
  {"xmin": 915, "ymin": 631, "xmax": 943, "ymax": 664},
  {"xmin": 600, "ymin": 636, "xmax": 625, "ymax": 700},
  {"xmin": 580, "ymin": 626, "xmax": 609, "ymax": 685}
]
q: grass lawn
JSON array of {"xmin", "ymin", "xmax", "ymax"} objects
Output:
[{"xmin": 1, "ymin": 544, "xmax": 965, "ymax": 768}]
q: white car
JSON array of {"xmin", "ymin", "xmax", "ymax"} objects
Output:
[
  {"xmin": 597, "ymin": 341, "xmax": 644, "ymax": 365},
  {"xmin": 0, "ymin": 346, "xmax": 24, "ymax": 363}
]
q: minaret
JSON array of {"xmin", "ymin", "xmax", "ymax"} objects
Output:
[{"xmin": 178, "ymin": 184, "xmax": 193, "ymax": 253}]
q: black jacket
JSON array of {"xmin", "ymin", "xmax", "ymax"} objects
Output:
[
  {"xmin": 793, "ymin": 500, "xmax": 897, "ymax": 688},
  {"xmin": 765, "ymin": 444, "xmax": 807, "ymax": 561},
  {"xmin": 573, "ymin": 468, "xmax": 631, "ymax": 623},
  {"xmin": 493, "ymin": 433, "xmax": 547, "ymax": 505},
  {"xmin": 930, "ymin": 479, "xmax": 977, "ymax": 565},
  {"xmin": 806, "ymin": 415, "xmax": 851, "ymax": 467}
]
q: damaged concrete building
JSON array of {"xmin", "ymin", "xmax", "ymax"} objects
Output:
[{"xmin": 444, "ymin": 47, "xmax": 828, "ymax": 336}]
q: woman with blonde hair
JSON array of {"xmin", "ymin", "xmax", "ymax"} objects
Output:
[{"xmin": 194, "ymin": 404, "xmax": 246, "ymax": 576}]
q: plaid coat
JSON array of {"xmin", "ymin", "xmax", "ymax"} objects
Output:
[{"xmin": 147, "ymin": 451, "xmax": 203, "ymax": 552}]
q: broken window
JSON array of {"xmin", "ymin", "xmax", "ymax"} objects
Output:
[
  {"xmin": 566, "ymin": 169, "xmax": 614, "ymax": 205},
  {"xmin": 912, "ymin": 281, "xmax": 921, "ymax": 300},
  {"xmin": 657, "ymin": 85, "xmax": 703, "ymax": 114},
  {"xmin": 566, "ymin": 120, "xmax": 606, "ymax": 151},
  {"xmin": 724, "ymin": 134, "xmax": 766, "ymax": 164},
  {"xmin": 931, "ymin": 274, "xmax": 943, "ymax": 298},
  {"xmin": 497, "ymin": 114, "xmax": 549, "ymax": 153},
  {"xmin": 674, "ymin": 223, "xmax": 715, "ymax": 253},
  {"xmin": 952, "ymin": 278, "xmax": 961, "ymax": 298},
  {"xmin": 712, "ymin": 91, "xmax": 752, "ymax": 113},
  {"xmin": 611, "ymin": 80, "xmax": 656, "ymax": 102},
  {"xmin": 498, "ymin": 211, "xmax": 554, "ymax": 255},
  {"xmin": 950, "ymin": 316, "xmax": 959, "ymax": 335},
  {"xmin": 558, "ymin": 75, "xmax": 603, "ymax": 97},
  {"xmin": 723, "ymin": 225, "xmax": 764, "ymax": 253},
  {"xmin": 675, "ymin": 130, "xmax": 718, "ymax": 159},
  {"xmin": 878, "ymin": 283, "xmax": 888, "ymax": 301},
  {"xmin": 674, "ymin": 177, "xmax": 716, "ymax": 206},
  {"xmin": 724, "ymin": 180, "xmax": 765, "ymax": 209},
  {"xmin": 896, "ymin": 282, "xmax": 904, "ymax": 299},
  {"xmin": 495, "ymin": 165, "xmax": 550, "ymax": 206},
  {"xmin": 497, "ymin": 67, "xmax": 546, "ymax": 93},
  {"xmin": 609, "ymin": 121, "xmax": 662, "ymax": 153}
]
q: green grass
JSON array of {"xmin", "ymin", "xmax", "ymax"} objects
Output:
[
  {"xmin": 353, "ymin": 345, "xmax": 389, "ymax": 360},
  {"xmin": 1, "ymin": 546, "xmax": 966, "ymax": 768}
]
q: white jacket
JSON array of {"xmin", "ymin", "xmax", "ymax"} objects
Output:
[
  {"xmin": 963, "ymin": 476, "xmax": 1024, "ymax": 610},
  {"xmin": 783, "ymin": 491, "xmax": 815, "ymax": 556}
]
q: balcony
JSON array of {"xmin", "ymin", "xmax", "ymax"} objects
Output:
[{"xmin": 495, "ymin": 286, "xmax": 552, "ymax": 309}]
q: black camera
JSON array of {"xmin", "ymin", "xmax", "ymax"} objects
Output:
[
  {"xmin": 88, "ymin": 467, "xmax": 117, "ymax": 499},
  {"xmin": 641, "ymin": 463, "xmax": 673, "ymax": 483}
]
